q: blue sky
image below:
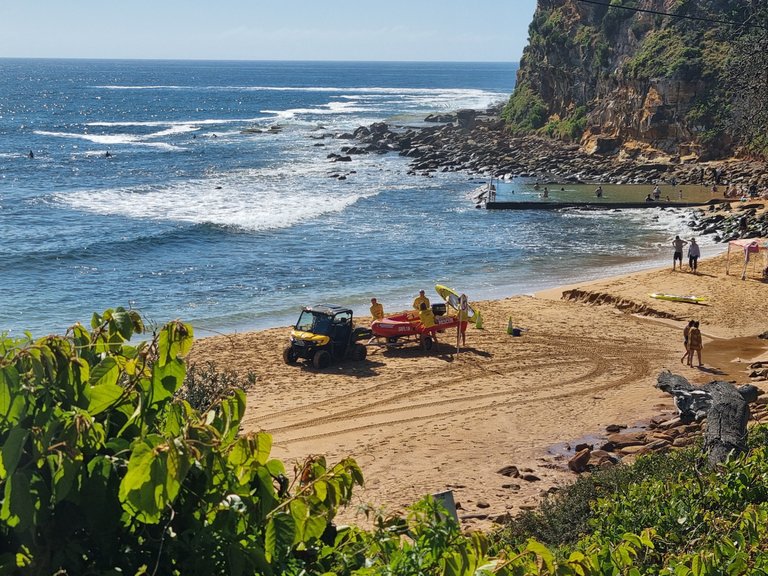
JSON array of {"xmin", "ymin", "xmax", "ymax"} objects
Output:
[{"xmin": 0, "ymin": 0, "xmax": 537, "ymax": 61}]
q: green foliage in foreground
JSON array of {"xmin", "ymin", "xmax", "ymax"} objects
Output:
[
  {"xmin": 3, "ymin": 309, "xmax": 768, "ymax": 575},
  {"xmin": 0, "ymin": 309, "xmax": 362, "ymax": 575}
]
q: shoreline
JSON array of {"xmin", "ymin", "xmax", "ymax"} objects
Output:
[
  {"xmin": 191, "ymin": 193, "xmax": 767, "ymax": 340},
  {"xmin": 190, "ymin": 223, "xmax": 726, "ymax": 340},
  {"xmin": 189, "ymin": 247, "xmax": 768, "ymax": 530}
]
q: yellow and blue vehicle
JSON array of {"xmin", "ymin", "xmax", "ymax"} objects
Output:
[{"xmin": 283, "ymin": 304, "xmax": 371, "ymax": 369}]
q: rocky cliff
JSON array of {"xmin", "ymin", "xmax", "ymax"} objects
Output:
[{"xmin": 506, "ymin": 0, "xmax": 749, "ymax": 161}]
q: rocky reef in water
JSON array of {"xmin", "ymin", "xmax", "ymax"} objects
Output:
[{"xmin": 328, "ymin": 108, "xmax": 768, "ymax": 187}]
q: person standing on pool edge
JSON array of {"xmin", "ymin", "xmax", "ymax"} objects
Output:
[{"xmin": 672, "ymin": 235, "xmax": 688, "ymax": 271}]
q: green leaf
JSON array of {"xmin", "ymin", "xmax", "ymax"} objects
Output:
[
  {"xmin": 119, "ymin": 440, "xmax": 157, "ymax": 519},
  {"xmin": 1, "ymin": 470, "xmax": 33, "ymax": 530},
  {"xmin": 156, "ymin": 322, "xmax": 194, "ymax": 368},
  {"xmin": 85, "ymin": 382, "xmax": 125, "ymax": 415},
  {"xmin": 0, "ymin": 428, "xmax": 28, "ymax": 480},
  {"xmin": 265, "ymin": 459, "xmax": 285, "ymax": 478},
  {"xmin": 89, "ymin": 357, "xmax": 120, "ymax": 388},
  {"xmin": 524, "ymin": 539, "xmax": 555, "ymax": 573},
  {"xmin": 621, "ymin": 533, "xmax": 643, "ymax": 548},
  {"xmin": 314, "ymin": 479, "xmax": 327, "ymax": 502},
  {"xmin": 0, "ymin": 368, "xmax": 25, "ymax": 426},
  {"xmin": 111, "ymin": 309, "xmax": 135, "ymax": 341},
  {"xmin": 49, "ymin": 452, "xmax": 81, "ymax": 503},
  {"xmin": 118, "ymin": 436, "xmax": 190, "ymax": 524},
  {"xmin": 255, "ymin": 432, "xmax": 272, "ymax": 465},
  {"xmin": 265, "ymin": 513, "xmax": 295, "ymax": 564},
  {"xmin": 304, "ymin": 514, "xmax": 326, "ymax": 541},
  {"xmin": 290, "ymin": 498, "xmax": 308, "ymax": 524},
  {"xmin": 149, "ymin": 360, "xmax": 185, "ymax": 406}
]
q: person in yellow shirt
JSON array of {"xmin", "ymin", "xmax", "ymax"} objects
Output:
[
  {"xmin": 369, "ymin": 297, "xmax": 384, "ymax": 322},
  {"xmin": 418, "ymin": 302, "xmax": 438, "ymax": 350},
  {"xmin": 412, "ymin": 289, "xmax": 430, "ymax": 310}
]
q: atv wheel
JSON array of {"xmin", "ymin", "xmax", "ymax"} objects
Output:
[
  {"xmin": 423, "ymin": 336, "xmax": 434, "ymax": 351},
  {"xmin": 313, "ymin": 349, "xmax": 332, "ymax": 369},
  {"xmin": 352, "ymin": 343, "xmax": 367, "ymax": 361},
  {"xmin": 282, "ymin": 345, "xmax": 298, "ymax": 365}
]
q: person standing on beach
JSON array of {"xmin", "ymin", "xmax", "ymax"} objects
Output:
[
  {"xmin": 688, "ymin": 238, "xmax": 701, "ymax": 273},
  {"xmin": 418, "ymin": 302, "xmax": 437, "ymax": 350},
  {"xmin": 680, "ymin": 320, "xmax": 695, "ymax": 364},
  {"xmin": 369, "ymin": 297, "xmax": 384, "ymax": 322},
  {"xmin": 672, "ymin": 236, "xmax": 688, "ymax": 271},
  {"xmin": 687, "ymin": 321, "xmax": 703, "ymax": 367},
  {"xmin": 413, "ymin": 290, "xmax": 430, "ymax": 311}
]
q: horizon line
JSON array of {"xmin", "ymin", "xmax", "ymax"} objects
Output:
[{"xmin": 0, "ymin": 56, "xmax": 518, "ymax": 65}]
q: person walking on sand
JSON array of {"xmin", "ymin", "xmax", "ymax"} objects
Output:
[
  {"xmin": 680, "ymin": 320, "xmax": 695, "ymax": 364},
  {"xmin": 688, "ymin": 238, "xmax": 701, "ymax": 273},
  {"xmin": 672, "ymin": 235, "xmax": 688, "ymax": 270},
  {"xmin": 687, "ymin": 321, "xmax": 703, "ymax": 367},
  {"xmin": 369, "ymin": 297, "xmax": 384, "ymax": 322},
  {"xmin": 413, "ymin": 290, "xmax": 430, "ymax": 311}
]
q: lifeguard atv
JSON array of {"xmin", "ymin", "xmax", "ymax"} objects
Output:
[{"xmin": 283, "ymin": 304, "xmax": 371, "ymax": 369}]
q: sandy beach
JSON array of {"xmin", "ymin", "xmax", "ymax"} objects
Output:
[{"xmin": 189, "ymin": 244, "xmax": 768, "ymax": 531}]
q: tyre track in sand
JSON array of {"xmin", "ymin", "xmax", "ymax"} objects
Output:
[
  {"xmin": 247, "ymin": 353, "xmax": 578, "ymax": 427},
  {"xmin": 265, "ymin": 335, "xmax": 663, "ymax": 444}
]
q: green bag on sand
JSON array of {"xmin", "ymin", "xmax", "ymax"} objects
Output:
[{"xmin": 474, "ymin": 309, "xmax": 484, "ymax": 329}]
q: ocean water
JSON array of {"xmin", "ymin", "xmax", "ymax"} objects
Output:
[{"xmin": 0, "ymin": 59, "xmax": 708, "ymax": 338}]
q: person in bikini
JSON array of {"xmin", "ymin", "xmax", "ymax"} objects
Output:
[
  {"xmin": 687, "ymin": 321, "xmax": 703, "ymax": 367},
  {"xmin": 680, "ymin": 320, "xmax": 695, "ymax": 365}
]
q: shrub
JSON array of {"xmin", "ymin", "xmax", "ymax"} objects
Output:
[
  {"xmin": 179, "ymin": 360, "xmax": 257, "ymax": 412},
  {"xmin": 502, "ymin": 86, "xmax": 549, "ymax": 133},
  {"xmin": 491, "ymin": 445, "xmax": 702, "ymax": 551},
  {"xmin": 0, "ymin": 308, "xmax": 362, "ymax": 575}
]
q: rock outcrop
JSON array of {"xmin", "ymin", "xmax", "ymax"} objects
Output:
[{"xmin": 509, "ymin": 0, "xmax": 747, "ymax": 160}]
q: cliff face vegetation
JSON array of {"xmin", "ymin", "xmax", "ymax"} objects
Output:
[{"xmin": 505, "ymin": 0, "xmax": 768, "ymax": 161}]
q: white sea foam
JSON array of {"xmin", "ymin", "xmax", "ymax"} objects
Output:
[
  {"xmin": 86, "ymin": 117, "xmax": 263, "ymax": 127},
  {"xmin": 54, "ymin": 160, "xmax": 383, "ymax": 232},
  {"xmin": 34, "ymin": 130, "xmax": 184, "ymax": 151},
  {"xmin": 262, "ymin": 101, "xmax": 368, "ymax": 120},
  {"xmin": 145, "ymin": 125, "xmax": 199, "ymax": 138}
]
